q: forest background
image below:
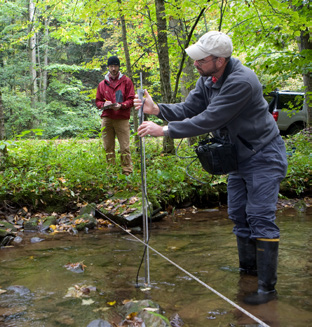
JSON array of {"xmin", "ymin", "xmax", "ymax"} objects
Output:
[{"xmin": 0, "ymin": 0, "xmax": 311, "ymax": 213}]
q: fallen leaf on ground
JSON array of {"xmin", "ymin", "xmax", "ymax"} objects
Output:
[
  {"xmin": 107, "ymin": 300, "xmax": 116, "ymax": 306},
  {"xmin": 64, "ymin": 262, "xmax": 86, "ymax": 273},
  {"xmin": 82, "ymin": 299, "xmax": 95, "ymax": 305}
]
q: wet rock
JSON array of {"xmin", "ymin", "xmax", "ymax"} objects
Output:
[
  {"xmin": 294, "ymin": 200, "xmax": 307, "ymax": 212},
  {"xmin": 170, "ymin": 313, "xmax": 184, "ymax": 327},
  {"xmin": 122, "ymin": 299, "xmax": 161, "ymax": 316},
  {"xmin": 0, "ymin": 220, "xmax": 17, "ymax": 232},
  {"xmin": 87, "ymin": 319, "xmax": 112, "ymax": 327},
  {"xmin": 102, "ymin": 206, "xmax": 167, "ymax": 228},
  {"xmin": 139, "ymin": 310, "xmax": 169, "ymax": 326},
  {"xmin": 0, "ymin": 222, "xmax": 16, "ymax": 246},
  {"xmin": 64, "ymin": 262, "xmax": 86, "ymax": 273},
  {"xmin": 0, "ymin": 228, "xmax": 12, "ymax": 238},
  {"xmin": 0, "ymin": 235, "xmax": 14, "ymax": 246},
  {"xmin": 13, "ymin": 235, "xmax": 23, "ymax": 244},
  {"xmin": 0, "ymin": 305, "xmax": 28, "ymax": 318},
  {"xmin": 7, "ymin": 285, "xmax": 31, "ymax": 297},
  {"xmin": 30, "ymin": 237, "xmax": 44, "ymax": 243},
  {"xmin": 23, "ymin": 217, "xmax": 39, "ymax": 232},
  {"xmin": 0, "ymin": 286, "xmax": 32, "ymax": 321},
  {"xmin": 75, "ymin": 214, "xmax": 97, "ymax": 231},
  {"xmin": 39, "ymin": 216, "xmax": 57, "ymax": 232},
  {"xmin": 80, "ymin": 203, "xmax": 96, "ymax": 217},
  {"xmin": 120, "ymin": 300, "xmax": 170, "ymax": 327}
]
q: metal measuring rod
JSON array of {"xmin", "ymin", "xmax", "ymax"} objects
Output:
[{"xmin": 137, "ymin": 72, "xmax": 150, "ymax": 286}]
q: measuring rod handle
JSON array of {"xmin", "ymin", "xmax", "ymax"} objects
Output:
[{"xmin": 137, "ymin": 72, "xmax": 145, "ymax": 122}]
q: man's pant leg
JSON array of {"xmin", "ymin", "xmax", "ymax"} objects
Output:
[
  {"xmin": 115, "ymin": 119, "xmax": 133, "ymax": 174},
  {"xmin": 101, "ymin": 117, "xmax": 116, "ymax": 165},
  {"xmin": 228, "ymin": 174, "xmax": 250, "ymax": 238},
  {"xmin": 236, "ymin": 136, "xmax": 288, "ymax": 239}
]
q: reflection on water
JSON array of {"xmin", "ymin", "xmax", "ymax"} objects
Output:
[{"xmin": 0, "ymin": 206, "xmax": 311, "ymax": 326}]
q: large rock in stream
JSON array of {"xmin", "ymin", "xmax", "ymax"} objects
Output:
[{"xmin": 95, "ymin": 197, "xmax": 168, "ymax": 228}]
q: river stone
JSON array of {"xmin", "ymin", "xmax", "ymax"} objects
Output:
[
  {"xmin": 102, "ymin": 207, "xmax": 167, "ymax": 228},
  {"xmin": 121, "ymin": 300, "xmax": 169, "ymax": 327},
  {"xmin": 13, "ymin": 235, "xmax": 23, "ymax": 244},
  {"xmin": 138, "ymin": 310, "xmax": 170, "ymax": 327},
  {"xmin": 30, "ymin": 237, "xmax": 44, "ymax": 243},
  {"xmin": 122, "ymin": 299, "xmax": 161, "ymax": 316},
  {"xmin": 7, "ymin": 285, "xmax": 31, "ymax": 297},
  {"xmin": 75, "ymin": 214, "xmax": 97, "ymax": 231},
  {"xmin": 39, "ymin": 216, "xmax": 57, "ymax": 232},
  {"xmin": 0, "ymin": 220, "xmax": 17, "ymax": 232},
  {"xmin": 79, "ymin": 203, "xmax": 96, "ymax": 217},
  {"xmin": 86, "ymin": 319, "xmax": 112, "ymax": 327},
  {"xmin": 23, "ymin": 217, "xmax": 39, "ymax": 231},
  {"xmin": 0, "ymin": 235, "xmax": 14, "ymax": 246}
]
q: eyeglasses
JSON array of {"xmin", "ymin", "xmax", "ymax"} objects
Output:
[{"xmin": 195, "ymin": 57, "xmax": 217, "ymax": 67}]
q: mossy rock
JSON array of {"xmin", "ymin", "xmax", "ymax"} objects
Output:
[
  {"xmin": 23, "ymin": 217, "xmax": 39, "ymax": 231},
  {"xmin": 75, "ymin": 214, "xmax": 97, "ymax": 231},
  {"xmin": 0, "ymin": 221, "xmax": 17, "ymax": 232},
  {"xmin": 39, "ymin": 216, "xmax": 57, "ymax": 231}
]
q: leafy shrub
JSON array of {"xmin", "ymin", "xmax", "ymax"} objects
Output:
[{"xmin": 282, "ymin": 128, "xmax": 312, "ymax": 195}]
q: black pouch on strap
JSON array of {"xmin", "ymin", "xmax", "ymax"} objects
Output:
[{"xmin": 195, "ymin": 137, "xmax": 238, "ymax": 175}]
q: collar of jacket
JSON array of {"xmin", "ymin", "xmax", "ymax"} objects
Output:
[
  {"xmin": 104, "ymin": 72, "xmax": 124, "ymax": 83},
  {"xmin": 211, "ymin": 58, "xmax": 234, "ymax": 89}
]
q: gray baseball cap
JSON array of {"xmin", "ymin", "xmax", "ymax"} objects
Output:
[{"xmin": 186, "ymin": 31, "xmax": 233, "ymax": 60}]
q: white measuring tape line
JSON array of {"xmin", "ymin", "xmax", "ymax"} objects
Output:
[{"xmin": 99, "ymin": 210, "xmax": 270, "ymax": 327}]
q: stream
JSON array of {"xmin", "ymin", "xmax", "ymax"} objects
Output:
[{"xmin": 0, "ymin": 205, "xmax": 311, "ymax": 326}]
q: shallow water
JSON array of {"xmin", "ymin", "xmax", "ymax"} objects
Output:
[{"xmin": 0, "ymin": 206, "xmax": 311, "ymax": 326}]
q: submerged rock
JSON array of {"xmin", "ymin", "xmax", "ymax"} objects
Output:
[
  {"xmin": 120, "ymin": 300, "xmax": 170, "ymax": 326},
  {"xmin": 87, "ymin": 319, "xmax": 112, "ymax": 327},
  {"xmin": 7, "ymin": 285, "xmax": 31, "ymax": 297},
  {"xmin": 23, "ymin": 217, "xmax": 39, "ymax": 232},
  {"xmin": 30, "ymin": 237, "xmax": 44, "ymax": 243}
]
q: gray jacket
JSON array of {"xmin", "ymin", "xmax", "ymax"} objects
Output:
[{"xmin": 158, "ymin": 58, "xmax": 280, "ymax": 163}]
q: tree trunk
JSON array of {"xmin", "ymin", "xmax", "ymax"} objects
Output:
[
  {"xmin": 29, "ymin": 0, "xmax": 38, "ymax": 108},
  {"xmin": 0, "ymin": 90, "xmax": 7, "ymax": 157},
  {"xmin": 169, "ymin": 17, "xmax": 198, "ymax": 146},
  {"xmin": 42, "ymin": 15, "xmax": 49, "ymax": 104},
  {"xmin": 155, "ymin": 0, "xmax": 175, "ymax": 154},
  {"xmin": 0, "ymin": 90, "xmax": 5, "ymax": 140},
  {"xmin": 117, "ymin": 0, "xmax": 139, "ymax": 148}
]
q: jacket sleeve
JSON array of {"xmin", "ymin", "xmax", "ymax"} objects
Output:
[
  {"xmin": 121, "ymin": 77, "xmax": 135, "ymax": 109},
  {"xmin": 158, "ymin": 78, "xmax": 253, "ymax": 139},
  {"xmin": 95, "ymin": 81, "xmax": 106, "ymax": 109}
]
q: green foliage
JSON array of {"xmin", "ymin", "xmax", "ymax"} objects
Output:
[
  {"xmin": 0, "ymin": 136, "xmax": 226, "ymax": 211},
  {"xmin": 282, "ymin": 128, "xmax": 312, "ymax": 195},
  {"xmin": 0, "ymin": 130, "xmax": 310, "ymax": 211}
]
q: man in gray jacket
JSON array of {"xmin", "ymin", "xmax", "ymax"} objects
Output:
[{"xmin": 134, "ymin": 31, "xmax": 288, "ymax": 305}]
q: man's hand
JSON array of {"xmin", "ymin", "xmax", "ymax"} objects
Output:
[
  {"xmin": 103, "ymin": 101, "xmax": 121, "ymax": 111},
  {"xmin": 134, "ymin": 90, "xmax": 160, "ymax": 116},
  {"xmin": 138, "ymin": 121, "xmax": 164, "ymax": 137}
]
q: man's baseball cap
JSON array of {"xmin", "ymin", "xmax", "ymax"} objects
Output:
[
  {"xmin": 185, "ymin": 31, "xmax": 233, "ymax": 60},
  {"xmin": 107, "ymin": 56, "xmax": 120, "ymax": 66}
]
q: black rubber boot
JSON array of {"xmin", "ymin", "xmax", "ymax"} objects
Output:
[
  {"xmin": 236, "ymin": 236, "xmax": 257, "ymax": 276},
  {"xmin": 244, "ymin": 238, "xmax": 279, "ymax": 305}
]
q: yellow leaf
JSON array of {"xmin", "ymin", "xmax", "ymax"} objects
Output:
[
  {"xmin": 107, "ymin": 301, "xmax": 116, "ymax": 306},
  {"xmin": 126, "ymin": 312, "xmax": 138, "ymax": 319}
]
